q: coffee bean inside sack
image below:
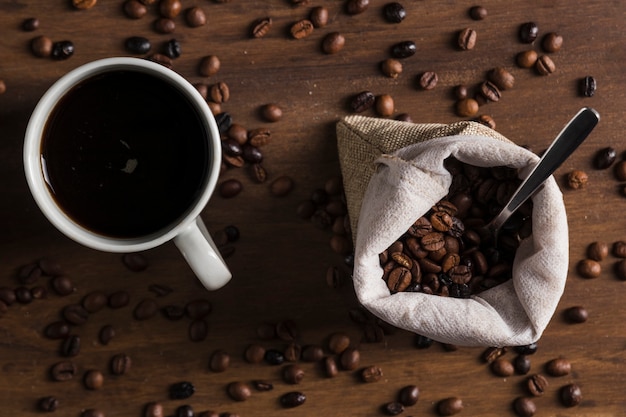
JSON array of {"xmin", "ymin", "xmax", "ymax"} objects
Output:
[{"xmin": 379, "ymin": 158, "xmax": 532, "ymax": 297}]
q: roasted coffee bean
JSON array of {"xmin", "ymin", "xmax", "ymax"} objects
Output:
[
  {"xmin": 350, "ymin": 90, "xmax": 375, "ymax": 112},
  {"xmin": 282, "ymin": 364, "xmax": 305, "ymax": 384},
  {"xmin": 613, "ymin": 240, "xmax": 626, "ymax": 258},
  {"xmin": 360, "ymin": 365, "xmax": 383, "ymax": 382},
  {"xmin": 381, "ymin": 58, "xmax": 403, "ymax": 78},
  {"xmin": 38, "ymin": 396, "xmax": 59, "ymax": 412},
  {"xmin": 398, "ymin": 385, "xmax": 419, "ymax": 406},
  {"xmin": 383, "ymin": 2, "xmax": 406, "ymax": 23},
  {"xmin": 309, "ymin": 6, "xmax": 329, "ymax": 27},
  {"xmin": 161, "ymin": 304, "xmax": 184, "ymax": 320},
  {"xmin": 122, "ymin": 252, "xmax": 148, "ymax": 271},
  {"xmin": 222, "ymin": 138, "xmax": 243, "ymax": 157},
  {"xmin": 108, "ymin": 291, "xmax": 130, "ymax": 308},
  {"xmin": 482, "ymin": 346, "xmax": 507, "ymax": 363},
  {"xmin": 519, "ymin": 22, "xmax": 539, "ymax": 43},
  {"xmin": 217, "ymin": 113, "xmax": 233, "ymax": 134},
  {"xmin": 564, "ymin": 305, "xmax": 588, "ymax": 323},
  {"xmin": 567, "ymin": 170, "xmax": 588, "ymax": 189},
  {"xmin": 82, "ymin": 291, "xmax": 108, "ymax": 313},
  {"xmin": 144, "ymin": 402, "xmax": 163, "ymax": 417},
  {"xmin": 154, "ymin": 17, "xmax": 176, "ymax": 34},
  {"xmin": 250, "ymin": 17, "xmax": 272, "ymax": 38},
  {"xmin": 31, "ymin": 285, "xmax": 47, "ymax": 299},
  {"xmin": 45, "ymin": 321, "xmax": 70, "ymax": 339},
  {"xmin": 456, "ymin": 98, "xmax": 479, "ymax": 117},
  {"xmin": 323, "ymin": 356, "xmax": 339, "ymax": 377},
  {"xmin": 219, "ymin": 179, "xmax": 243, "ymax": 198},
  {"xmin": 513, "ymin": 355, "xmax": 531, "ymax": 375},
  {"xmin": 375, "ymin": 94, "xmax": 394, "ymax": 117},
  {"xmin": 227, "ymin": 381, "xmax": 252, "ymax": 401},
  {"xmin": 188, "ymin": 319, "xmax": 208, "ymax": 342},
  {"xmin": 84, "ymin": 369, "xmax": 104, "ymax": 390},
  {"xmin": 614, "ymin": 160, "xmax": 626, "ymax": 181},
  {"xmin": 587, "ymin": 241, "xmax": 609, "ymax": 261},
  {"xmin": 545, "ymin": 357, "xmax": 571, "ymax": 376},
  {"xmin": 111, "ymin": 353, "xmax": 132, "ymax": 375},
  {"xmin": 382, "ymin": 402, "xmax": 404, "ymax": 416},
  {"xmin": 577, "ymin": 258, "xmax": 601, "ymax": 278},
  {"xmin": 387, "ymin": 267, "xmax": 412, "ymax": 292},
  {"xmin": 160, "ymin": 0, "xmax": 181, "ymax": 18},
  {"xmin": 339, "ymin": 347, "xmax": 360, "ymax": 370},
  {"xmin": 147, "ymin": 53, "xmax": 173, "ymax": 68},
  {"xmin": 560, "ymin": 383, "xmax": 582, "ymax": 407},
  {"xmin": 270, "ymin": 176, "xmax": 294, "ymax": 197},
  {"xmin": 458, "ymin": 28, "xmax": 477, "ymax": 50},
  {"xmin": 81, "ymin": 409, "xmax": 105, "ymax": 417},
  {"xmin": 0, "ymin": 287, "xmax": 16, "ymax": 306},
  {"xmin": 31, "ymin": 35, "xmax": 53, "ymax": 57},
  {"xmin": 514, "ymin": 342, "xmax": 538, "ymax": 355},
  {"xmin": 209, "ymin": 349, "xmax": 230, "ymax": 372},
  {"xmin": 479, "ymin": 81, "xmax": 501, "ymax": 102},
  {"xmin": 290, "ymin": 19, "xmax": 314, "ymax": 39},
  {"xmin": 594, "ymin": 147, "xmax": 617, "ymax": 169},
  {"xmin": 488, "ymin": 67, "xmax": 515, "ymax": 90},
  {"xmin": 280, "ymin": 391, "xmax": 306, "ymax": 408},
  {"xmin": 248, "ymin": 127, "xmax": 271, "ymax": 146},
  {"xmin": 252, "ymin": 380, "xmax": 274, "ymax": 391},
  {"xmin": 542, "ymin": 32, "xmax": 563, "ymax": 52},
  {"xmin": 527, "ymin": 373, "xmax": 548, "ymax": 396},
  {"xmin": 170, "ymin": 381, "xmax": 195, "ymax": 399},
  {"xmin": 63, "ymin": 304, "xmax": 89, "ymax": 325},
  {"xmin": 516, "ymin": 50, "xmax": 538, "ymax": 68},
  {"xmin": 391, "ymin": 40, "xmax": 416, "ymax": 58},
  {"xmin": 276, "ymin": 319, "xmax": 299, "ymax": 341},
  {"xmin": 185, "ymin": 299, "xmax": 212, "ymax": 319},
  {"xmin": 175, "ymin": 405, "xmax": 193, "ymax": 417},
  {"xmin": 124, "ymin": 0, "xmax": 147, "ymax": 18},
  {"xmin": 327, "ymin": 332, "xmax": 350, "ymax": 354},
  {"xmin": 59, "ymin": 335, "xmax": 80, "ymax": 357},
  {"xmin": 322, "ymin": 32, "xmax": 345, "ymax": 54},
  {"xmin": 535, "ymin": 55, "xmax": 556, "ymax": 75},
  {"xmin": 198, "ymin": 55, "xmax": 220, "ymax": 77},
  {"xmin": 345, "ymin": 0, "xmax": 369, "ymax": 15},
  {"xmin": 580, "ymin": 75, "xmax": 596, "ymax": 97},
  {"xmin": 163, "ymin": 38, "xmax": 181, "ymax": 58},
  {"xmin": 469, "ymin": 5, "xmax": 487, "ymax": 20},
  {"xmin": 264, "ymin": 348, "xmax": 285, "ymax": 365},
  {"xmin": 51, "ymin": 40, "xmax": 75, "ymax": 60},
  {"xmin": 209, "ymin": 81, "xmax": 229, "ymax": 103},
  {"xmin": 51, "ymin": 276, "xmax": 75, "ymax": 296},
  {"xmin": 418, "ymin": 71, "xmax": 438, "ymax": 90},
  {"xmin": 147, "ymin": 284, "xmax": 172, "ymax": 297},
  {"xmin": 185, "ymin": 6, "xmax": 206, "ymax": 27},
  {"xmin": 491, "ymin": 357, "xmax": 515, "ymax": 377},
  {"xmin": 260, "ymin": 103, "xmax": 283, "ymax": 122},
  {"xmin": 15, "ymin": 287, "xmax": 32, "ymax": 304},
  {"xmin": 414, "ymin": 334, "xmax": 434, "ymax": 349},
  {"xmin": 512, "ymin": 397, "xmax": 536, "ymax": 417},
  {"xmin": 22, "ymin": 17, "xmax": 40, "ymax": 31},
  {"xmin": 51, "ymin": 360, "xmax": 78, "ymax": 381},
  {"xmin": 283, "ymin": 342, "xmax": 302, "ymax": 362},
  {"xmin": 615, "ymin": 259, "xmax": 626, "ymax": 280},
  {"xmin": 99, "ymin": 325, "xmax": 115, "ymax": 345},
  {"xmin": 301, "ymin": 344, "xmax": 324, "ymax": 362},
  {"xmin": 437, "ymin": 397, "xmax": 463, "ymax": 416},
  {"xmin": 18, "ymin": 263, "xmax": 40, "ymax": 284}
]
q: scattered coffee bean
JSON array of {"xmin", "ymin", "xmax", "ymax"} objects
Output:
[
  {"xmin": 264, "ymin": 348, "xmax": 287, "ymax": 365},
  {"xmin": 391, "ymin": 40, "xmax": 416, "ymax": 58},
  {"xmin": 60, "ymin": 334, "xmax": 81, "ymax": 357},
  {"xmin": 15, "ymin": 287, "xmax": 32, "ymax": 304},
  {"xmin": 419, "ymin": 71, "xmax": 438, "ymax": 90},
  {"xmin": 567, "ymin": 169, "xmax": 588, "ymax": 189},
  {"xmin": 38, "ymin": 396, "xmax": 59, "ymax": 412},
  {"xmin": 491, "ymin": 357, "xmax": 515, "ymax": 377},
  {"xmin": 327, "ymin": 332, "xmax": 350, "ymax": 354},
  {"xmin": 458, "ymin": 28, "xmax": 477, "ymax": 50},
  {"xmin": 580, "ymin": 75, "xmax": 597, "ymax": 97},
  {"xmin": 144, "ymin": 402, "xmax": 163, "ymax": 417},
  {"xmin": 469, "ymin": 5, "xmax": 487, "ymax": 20},
  {"xmin": 99, "ymin": 325, "xmax": 115, "ymax": 345},
  {"xmin": 527, "ymin": 373, "xmax": 548, "ymax": 396},
  {"xmin": 613, "ymin": 160, "xmax": 626, "ymax": 181},
  {"xmin": 310, "ymin": 6, "xmax": 329, "ymax": 27},
  {"xmin": 227, "ymin": 381, "xmax": 252, "ymax": 401},
  {"xmin": 301, "ymin": 344, "xmax": 324, "ymax": 362},
  {"xmin": 456, "ymin": 98, "xmax": 479, "ymax": 117},
  {"xmin": 175, "ymin": 405, "xmax": 194, "ymax": 417},
  {"xmin": 270, "ymin": 175, "xmax": 294, "ymax": 197},
  {"xmin": 437, "ymin": 396, "xmax": 463, "ymax": 416},
  {"xmin": 339, "ymin": 347, "xmax": 360, "ymax": 370},
  {"xmin": 398, "ymin": 384, "xmax": 419, "ymax": 406},
  {"xmin": 111, "ymin": 353, "xmax": 132, "ymax": 375},
  {"xmin": 252, "ymin": 379, "xmax": 273, "ymax": 391},
  {"xmin": 188, "ymin": 319, "xmax": 208, "ymax": 342},
  {"xmin": 560, "ymin": 383, "xmax": 582, "ymax": 407},
  {"xmin": 545, "ymin": 357, "xmax": 571, "ymax": 376},
  {"xmin": 290, "ymin": 19, "xmax": 314, "ymax": 39},
  {"xmin": 82, "ymin": 291, "xmax": 108, "ymax": 313},
  {"xmin": 51, "ymin": 360, "xmax": 78, "ymax": 381},
  {"xmin": 108, "ymin": 291, "xmax": 130, "ymax": 308},
  {"xmin": 209, "ymin": 349, "xmax": 230, "ymax": 372},
  {"xmin": 515, "ymin": 343, "xmax": 538, "ymax": 355},
  {"xmin": 185, "ymin": 7, "xmax": 206, "ymax": 27},
  {"xmin": 323, "ymin": 356, "xmax": 339, "ymax": 377},
  {"xmin": 360, "ymin": 365, "xmax": 383, "ymax": 382},
  {"xmin": 283, "ymin": 364, "xmax": 305, "ymax": 384},
  {"xmin": 22, "ymin": 17, "xmax": 40, "ymax": 31},
  {"xmin": 147, "ymin": 53, "xmax": 173, "ymax": 68},
  {"xmin": 587, "ymin": 241, "xmax": 608, "ymax": 261},
  {"xmin": 250, "ymin": 17, "xmax": 272, "ymax": 38},
  {"xmin": 613, "ymin": 241, "xmax": 626, "ymax": 258},
  {"xmin": 577, "ymin": 258, "xmax": 601, "ymax": 278},
  {"xmin": 219, "ymin": 179, "xmax": 243, "ymax": 198},
  {"xmin": 542, "ymin": 32, "xmax": 563, "ymax": 52},
  {"xmin": 31, "ymin": 35, "xmax": 53, "ymax": 57},
  {"xmin": 148, "ymin": 284, "xmax": 172, "ymax": 297},
  {"xmin": 516, "ymin": 50, "xmax": 538, "ymax": 68},
  {"xmin": 209, "ymin": 81, "xmax": 230, "ymax": 103},
  {"xmin": 512, "ymin": 397, "xmax": 536, "ymax": 417},
  {"xmin": 124, "ymin": 0, "xmax": 147, "ymax": 18},
  {"xmin": 81, "ymin": 409, "xmax": 105, "ymax": 417},
  {"xmin": 163, "ymin": 38, "xmax": 181, "ymax": 59},
  {"xmin": 260, "ymin": 103, "xmax": 283, "ymax": 122},
  {"xmin": 170, "ymin": 381, "xmax": 195, "ymax": 399},
  {"xmin": 185, "ymin": 299, "xmax": 212, "ymax": 319},
  {"xmin": 414, "ymin": 334, "xmax": 434, "ymax": 349},
  {"xmin": 154, "ymin": 17, "xmax": 176, "ymax": 34},
  {"xmin": 479, "ymin": 80, "xmax": 501, "ymax": 102},
  {"xmin": 345, "ymin": 0, "xmax": 369, "ymax": 15},
  {"xmin": 473, "ymin": 114, "xmax": 496, "ymax": 129},
  {"xmin": 594, "ymin": 147, "xmax": 617, "ymax": 169},
  {"xmin": 160, "ymin": 0, "xmax": 182, "ymax": 18},
  {"xmin": 616, "ymin": 259, "xmax": 626, "ymax": 280},
  {"xmin": 381, "ymin": 58, "xmax": 402, "ymax": 78},
  {"xmin": 382, "ymin": 402, "xmax": 404, "ymax": 415},
  {"xmin": 276, "ymin": 319, "xmax": 299, "ymax": 341},
  {"xmin": 72, "ymin": 0, "xmax": 97, "ymax": 9},
  {"xmin": 283, "ymin": 342, "xmax": 302, "ymax": 362},
  {"xmin": 322, "ymin": 32, "xmax": 345, "ymax": 54},
  {"xmin": 45, "ymin": 321, "xmax": 70, "ymax": 339},
  {"xmin": 383, "ymin": 2, "xmax": 406, "ymax": 23},
  {"xmin": 564, "ymin": 305, "xmax": 588, "ymax": 323},
  {"xmin": 519, "ymin": 22, "xmax": 539, "ymax": 43},
  {"xmin": 350, "ymin": 90, "xmax": 375, "ymax": 112},
  {"xmin": 30, "ymin": 286, "xmax": 45, "ymax": 299},
  {"xmin": 125, "ymin": 36, "xmax": 151, "ymax": 54},
  {"xmin": 375, "ymin": 94, "xmax": 394, "ymax": 117},
  {"xmin": 63, "ymin": 304, "xmax": 89, "ymax": 325},
  {"xmin": 0, "ymin": 287, "xmax": 16, "ymax": 306},
  {"xmin": 279, "ymin": 391, "xmax": 306, "ymax": 408},
  {"xmin": 482, "ymin": 346, "xmax": 507, "ymax": 364},
  {"xmin": 488, "ymin": 67, "xmax": 515, "ymax": 90},
  {"xmin": 535, "ymin": 55, "xmax": 556, "ymax": 75},
  {"xmin": 513, "ymin": 355, "xmax": 531, "ymax": 375},
  {"xmin": 84, "ymin": 369, "xmax": 104, "ymax": 390},
  {"xmin": 51, "ymin": 40, "xmax": 75, "ymax": 60},
  {"xmin": 51, "ymin": 276, "xmax": 75, "ymax": 296}
]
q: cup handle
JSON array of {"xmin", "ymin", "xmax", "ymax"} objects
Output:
[{"xmin": 173, "ymin": 217, "xmax": 232, "ymax": 290}]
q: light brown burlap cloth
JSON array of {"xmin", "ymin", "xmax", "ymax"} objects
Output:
[{"xmin": 337, "ymin": 115, "xmax": 568, "ymax": 347}]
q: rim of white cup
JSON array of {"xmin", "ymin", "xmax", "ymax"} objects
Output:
[{"xmin": 23, "ymin": 57, "xmax": 222, "ymax": 253}]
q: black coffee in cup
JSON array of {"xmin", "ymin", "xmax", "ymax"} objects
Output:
[{"xmin": 41, "ymin": 70, "xmax": 210, "ymax": 238}]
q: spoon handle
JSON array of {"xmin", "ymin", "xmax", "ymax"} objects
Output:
[{"xmin": 487, "ymin": 107, "xmax": 600, "ymax": 232}]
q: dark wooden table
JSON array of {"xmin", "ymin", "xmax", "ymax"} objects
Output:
[{"xmin": 1, "ymin": 1, "xmax": 625, "ymax": 416}]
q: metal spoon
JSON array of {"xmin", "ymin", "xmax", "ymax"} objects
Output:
[{"xmin": 482, "ymin": 107, "xmax": 600, "ymax": 243}]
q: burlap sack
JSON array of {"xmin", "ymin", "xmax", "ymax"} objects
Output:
[{"xmin": 337, "ymin": 115, "xmax": 569, "ymax": 347}]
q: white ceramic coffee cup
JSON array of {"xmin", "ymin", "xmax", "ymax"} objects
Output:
[{"xmin": 23, "ymin": 57, "xmax": 231, "ymax": 291}]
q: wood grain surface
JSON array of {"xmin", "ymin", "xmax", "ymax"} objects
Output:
[{"xmin": 1, "ymin": 1, "xmax": 625, "ymax": 416}]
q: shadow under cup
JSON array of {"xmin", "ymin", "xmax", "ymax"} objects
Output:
[{"xmin": 24, "ymin": 57, "xmax": 223, "ymax": 252}]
